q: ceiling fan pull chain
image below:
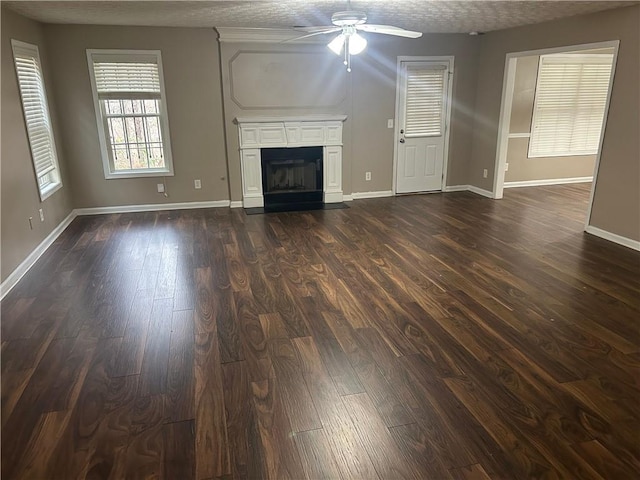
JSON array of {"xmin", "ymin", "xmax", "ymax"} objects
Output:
[{"xmin": 346, "ymin": 37, "xmax": 351, "ymax": 72}]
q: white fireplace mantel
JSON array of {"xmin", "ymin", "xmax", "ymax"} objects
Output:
[{"xmin": 235, "ymin": 115, "xmax": 346, "ymax": 208}]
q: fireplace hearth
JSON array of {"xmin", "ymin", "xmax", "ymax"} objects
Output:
[{"xmin": 261, "ymin": 147, "xmax": 323, "ymax": 212}]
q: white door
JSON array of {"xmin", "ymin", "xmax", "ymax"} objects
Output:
[{"xmin": 396, "ymin": 61, "xmax": 450, "ymax": 193}]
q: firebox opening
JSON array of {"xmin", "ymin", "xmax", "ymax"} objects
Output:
[{"xmin": 261, "ymin": 146, "xmax": 323, "ymax": 212}]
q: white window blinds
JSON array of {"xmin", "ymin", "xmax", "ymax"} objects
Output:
[
  {"xmin": 90, "ymin": 53, "xmax": 161, "ymax": 99},
  {"xmin": 528, "ymin": 54, "xmax": 614, "ymax": 158},
  {"xmin": 12, "ymin": 40, "xmax": 58, "ymax": 181},
  {"xmin": 405, "ymin": 66, "xmax": 446, "ymax": 137}
]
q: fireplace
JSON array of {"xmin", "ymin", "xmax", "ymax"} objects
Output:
[
  {"xmin": 262, "ymin": 147, "xmax": 323, "ymax": 211},
  {"xmin": 235, "ymin": 116, "xmax": 345, "ymax": 208}
]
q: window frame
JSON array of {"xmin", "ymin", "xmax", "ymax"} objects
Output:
[
  {"xmin": 528, "ymin": 53, "xmax": 614, "ymax": 159},
  {"xmin": 11, "ymin": 39, "xmax": 63, "ymax": 201},
  {"xmin": 86, "ymin": 49, "xmax": 174, "ymax": 179}
]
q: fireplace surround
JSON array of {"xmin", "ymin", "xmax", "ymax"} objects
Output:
[{"xmin": 235, "ymin": 115, "xmax": 346, "ymax": 208}]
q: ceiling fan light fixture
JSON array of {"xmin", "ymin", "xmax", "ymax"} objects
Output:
[
  {"xmin": 328, "ymin": 33, "xmax": 346, "ymax": 55},
  {"xmin": 348, "ymin": 32, "xmax": 367, "ymax": 55}
]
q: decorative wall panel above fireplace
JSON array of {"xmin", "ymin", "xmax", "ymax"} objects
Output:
[{"xmin": 235, "ymin": 115, "xmax": 346, "ymax": 208}]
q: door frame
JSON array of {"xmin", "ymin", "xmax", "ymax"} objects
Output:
[
  {"xmin": 492, "ymin": 41, "xmax": 619, "ymax": 230},
  {"xmin": 392, "ymin": 55, "xmax": 455, "ymax": 195}
]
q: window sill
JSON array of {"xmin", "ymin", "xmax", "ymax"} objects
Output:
[
  {"xmin": 105, "ymin": 169, "xmax": 174, "ymax": 180},
  {"xmin": 39, "ymin": 181, "xmax": 63, "ymax": 201},
  {"xmin": 527, "ymin": 151, "xmax": 598, "ymax": 159}
]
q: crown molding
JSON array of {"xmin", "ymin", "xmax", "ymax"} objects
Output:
[
  {"xmin": 216, "ymin": 27, "xmax": 329, "ymax": 44},
  {"xmin": 234, "ymin": 114, "xmax": 347, "ymax": 124}
]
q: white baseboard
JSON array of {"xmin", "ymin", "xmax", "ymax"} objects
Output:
[
  {"xmin": 504, "ymin": 177, "xmax": 593, "ymax": 188},
  {"xmin": 349, "ymin": 190, "xmax": 394, "ymax": 200},
  {"xmin": 0, "ymin": 210, "xmax": 78, "ymax": 300},
  {"xmin": 230, "ymin": 201, "xmax": 243, "ymax": 208},
  {"xmin": 443, "ymin": 185, "xmax": 494, "ymax": 198},
  {"xmin": 442, "ymin": 185, "xmax": 469, "ymax": 193},
  {"xmin": 324, "ymin": 191, "xmax": 344, "ymax": 203},
  {"xmin": 74, "ymin": 200, "xmax": 230, "ymax": 215},
  {"xmin": 467, "ymin": 185, "xmax": 495, "ymax": 198},
  {"xmin": 1, "ymin": 200, "xmax": 236, "ymax": 300},
  {"xmin": 585, "ymin": 226, "xmax": 640, "ymax": 251}
]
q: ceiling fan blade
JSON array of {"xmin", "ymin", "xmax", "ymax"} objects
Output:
[
  {"xmin": 294, "ymin": 26, "xmax": 340, "ymax": 33},
  {"xmin": 283, "ymin": 27, "xmax": 342, "ymax": 43},
  {"xmin": 357, "ymin": 24, "xmax": 422, "ymax": 38}
]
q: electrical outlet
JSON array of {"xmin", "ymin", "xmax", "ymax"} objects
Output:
[
  {"xmin": 483, "ymin": 169, "xmax": 488, "ymax": 178},
  {"xmin": 387, "ymin": 119, "xmax": 394, "ymax": 129},
  {"xmin": 39, "ymin": 208, "xmax": 44, "ymax": 222},
  {"xmin": 157, "ymin": 183, "xmax": 165, "ymax": 193},
  {"xmin": 365, "ymin": 172, "xmax": 372, "ymax": 181},
  {"xmin": 505, "ymin": 163, "xmax": 509, "ymax": 172},
  {"xmin": 194, "ymin": 179, "xmax": 202, "ymax": 189}
]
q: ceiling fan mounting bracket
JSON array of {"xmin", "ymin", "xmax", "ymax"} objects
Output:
[{"xmin": 331, "ymin": 11, "xmax": 367, "ymax": 27}]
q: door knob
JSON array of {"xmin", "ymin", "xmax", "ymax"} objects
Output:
[{"xmin": 399, "ymin": 138, "xmax": 405, "ymax": 143}]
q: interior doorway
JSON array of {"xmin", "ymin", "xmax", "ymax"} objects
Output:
[
  {"xmin": 393, "ymin": 56, "xmax": 454, "ymax": 194},
  {"xmin": 493, "ymin": 41, "xmax": 619, "ymax": 228}
]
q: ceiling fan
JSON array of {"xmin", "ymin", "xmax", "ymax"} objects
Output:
[{"xmin": 293, "ymin": 3, "xmax": 422, "ymax": 72}]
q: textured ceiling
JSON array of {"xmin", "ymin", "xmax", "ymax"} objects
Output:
[{"xmin": 4, "ymin": 1, "xmax": 637, "ymax": 33}]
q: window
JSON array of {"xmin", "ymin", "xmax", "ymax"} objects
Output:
[
  {"xmin": 404, "ymin": 65, "xmax": 446, "ymax": 137},
  {"xmin": 87, "ymin": 50, "xmax": 173, "ymax": 178},
  {"xmin": 528, "ymin": 53, "xmax": 614, "ymax": 158},
  {"xmin": 11, "ymin": 40, "xmax": 62, "ymax": 200}
]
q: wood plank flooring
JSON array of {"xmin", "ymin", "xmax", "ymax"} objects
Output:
[{"xmin": 2, "ymin": 183, "xmax": 639, "ymax": 479}]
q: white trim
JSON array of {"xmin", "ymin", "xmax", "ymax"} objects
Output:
[
  {"xmin": 350, "ymin": 190, "xmax": 394, "ymax": 200},
  {"xmin": 0, "ymin": 211, "xmax": 77, "ymax": 300},
  {"xmin": 585, "ymin": 226, "xmax": 640, "ymax": 251},
  {"xmin": 393, "ymin": 55, "xmax": 454, "ymax": 195},
  {"xmin": 241, "ymin": 196, "xmax": 263, "ymax": 209},
  {"xmin": 467, "ymin": 185, "xmax": 495, "ymax": 198},
  {"xmin": 230, "ymin": 201, "xmax": 243, "ymax": 208},
  {"xmin": 442, "ymin": 185, "xmax": 494, "ymax": 198},
  {"xmin": 235, "ymin": 115, "xmax": 347, "ymax": 124},
  {"xmin": 86, "ymin": 49, "xmax": 175, "ymax": 180},
  {"xmin": 74, "ymin": 200, "xmax": 230, "ymax": 215},
  {"xmin": 493, "ymin": 56, "xmax": 518, "ymax": 200},
  {"xmin": 442, "ymin": 185, "xmax": 469, "ymax": 192},
  {"xmin": 504, "ymin": 177, "xmax": 593, "ymax": 188},
  {"xmin": 216, "ymin": 27, "xmax": 328, "ymax": 44},
  {"xmin": 492, "ymin": 40, "xmax": 620, "ymax": 226},
  {"xmin": 343, "ymin": 194, "xmax": 354, "ymax": 201},
  {"xmin": 324, "ymin": 191, "xmax": 344, "ymax": 203},
  {"xmin": 508, "ymin": 132, "xmax": 531, "ymax": 138},
  {"xmin": 39, "ymin": 181, "xmax": 63, "ymax": 201}
]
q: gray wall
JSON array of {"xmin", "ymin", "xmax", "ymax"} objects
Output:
[
  {"xmin": 505, "ymin": 54, "xmax": 596, "ymax": 183},
  {"xmin": 218, "ymin": 41, "xmax": 353, "ymax": 199},
  {"xmin": 2, "ymin": 5, "xmax": 639, "ymax": 284},
  {"xmin": 43, "ymin": 24, "xmax": 229, "ymax": 208},
  {"xmin": 219, "ymin": 33, "xmax": 480, "ymax": 200},
  {"xmin": 470, "ymin": 4, "xmax": 639, "ymax": 241},
  {"xmin": 1, "ymin": 6, "xmax": 74, "ymax": 281},
  {"xmin": 352, "ymin": 34, "xmax": 480, "ymax": 192}
]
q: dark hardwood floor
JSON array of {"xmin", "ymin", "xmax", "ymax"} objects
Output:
[{"xmin": 2, "ymin": 183, "xmax": 639, "ymax": 479}]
